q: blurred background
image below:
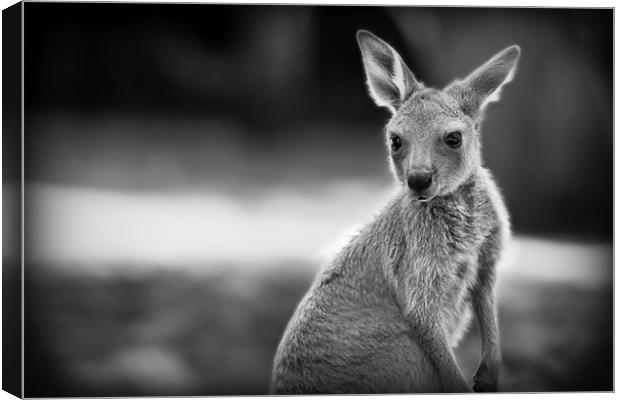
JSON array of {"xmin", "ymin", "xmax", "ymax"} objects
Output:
[{"xmin": 19, "ymin": 3, "xmax": 612, "ymax": 396}]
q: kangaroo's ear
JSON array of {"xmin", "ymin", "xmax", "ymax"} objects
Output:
[
  {"xmin": 448, "ymin": 45, "xmax": 521, "ymax": 117},
  {"xmin": 357, "ymin": 30, "xmax": 421, "ymax": 113}
]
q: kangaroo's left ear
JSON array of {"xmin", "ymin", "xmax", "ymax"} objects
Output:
[{"xmin": 447, "ymin": 45, "xmax": 521, "ymax": 117}]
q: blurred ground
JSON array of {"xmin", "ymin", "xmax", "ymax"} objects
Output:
[{"xmin": 24, "ymin": 236, "xmax": 612, "ymax": 396}]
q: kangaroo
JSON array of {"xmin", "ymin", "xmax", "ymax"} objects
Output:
[{"xmin": 271, "ymin": 30, "xmax": 519, "ymax": 394}]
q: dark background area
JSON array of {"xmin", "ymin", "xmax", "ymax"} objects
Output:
[
  {"xmin": 25, "ymin": 4, "xmax": 612, "ymax": 237},
  {"xmin": 2, "ymin": 3, "xmax": 23, "ymax": 398},
  {"xmin": 21, "ymin": 3, "xmax": 613, "ymax": 396}
]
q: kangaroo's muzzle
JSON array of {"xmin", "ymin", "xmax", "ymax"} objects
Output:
[{"xmin": 407, "ymin": 171, "xmax": 433, "ymax": 192}]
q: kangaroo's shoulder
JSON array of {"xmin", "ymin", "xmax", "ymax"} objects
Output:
[{"xmin": 474, "ymin": 167, "xmax": 511, "ymax": 239}]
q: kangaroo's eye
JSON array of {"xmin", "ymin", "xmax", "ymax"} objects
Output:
[
  {"xmin": 390, "ymin": 134, "xmax": 402, "ymax": 152},
  {"xmin": 444, "ymin": 131, "xmax": 462, "ymax": 148}
]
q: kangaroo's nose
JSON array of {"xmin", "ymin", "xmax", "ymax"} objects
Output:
[{"xmin": 407, "ymin": 172, "xmax": 433, "ymax": 193}]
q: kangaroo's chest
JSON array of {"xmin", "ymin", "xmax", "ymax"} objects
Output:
[
  {"xmin": 404, "ymin": 206, "xmax": 482, "ymax": 338},
  {"xmin": 407, "ymin": 199, "xmax": 486, "ymax": 300},
  {"xmin": 410, "ymin": 199, "xmax": 482, "ymax": 256}
]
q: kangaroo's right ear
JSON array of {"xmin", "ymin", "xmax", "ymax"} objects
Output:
[
  {"xmin": 357, "ymin": 30, "xmax": 421, "ymax": 113},
  {"xmin": 447, "ymin": 45, "xmax": 521, "ymax": 117}
]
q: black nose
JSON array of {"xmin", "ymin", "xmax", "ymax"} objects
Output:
[{"xmin": 407, "ymin": 172, "xmax": 433, "ymax": 193}]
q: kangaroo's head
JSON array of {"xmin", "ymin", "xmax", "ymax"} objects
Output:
[{"xmin": 357, "ymin": 30, "xmax": 520, "ymax": 202}]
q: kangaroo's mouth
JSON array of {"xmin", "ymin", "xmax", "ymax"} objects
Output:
[
  {"xmin": 412, "ymin": 185, "xmax": 441, "ymax": 203},
  {"xmin": 416, "ymin": 194, "xmax": 436, "ymax": 203}
]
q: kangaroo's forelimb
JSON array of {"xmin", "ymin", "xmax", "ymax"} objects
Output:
[
  {"xmin": 407, "ymin": 312, "xmax": 472, "ymax": 392},
  {"xmin": 396, "ymin": 267, "xmax": 472, "ymax": 393},
  {"xmin": 471, "ymin": 231, "xmax": 503, "ymax": 392}
]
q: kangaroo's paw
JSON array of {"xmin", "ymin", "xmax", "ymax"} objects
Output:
[
  {"xmin": 473, "ymin": 380, "xmax": 496, "ymax": 393},
  {"xmin": 448, "ymin": 382, "xmax": 474, "ymax": 393},
  {"xmin": 442, "ymin": 376, "xmax": 474, "ymax": 393},
  {"xmin": 473, "ymin": 359, "xmax": 499, "ymax": 392}
]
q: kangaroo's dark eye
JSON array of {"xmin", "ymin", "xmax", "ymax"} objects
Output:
[
  {"xmin": 390, "ymin": 134, "xmax": 402, "ymax": 152},
  {"xmin": 444, "ymin": 131, "xmax": 462, "ymax": 148}
]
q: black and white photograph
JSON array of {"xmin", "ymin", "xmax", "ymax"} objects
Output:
[{"xmin": 1, "ymin": 1, "xmax": 614, "ymax": 397}]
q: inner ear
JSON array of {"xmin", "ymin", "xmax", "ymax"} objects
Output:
[{"xmin": 357, "ymin": 30, "xmax": 422, "ymax": 113}]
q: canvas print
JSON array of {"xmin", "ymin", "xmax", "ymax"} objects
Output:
[{"xmin": 3, "ymin": 2, "xmax": 613, "ymax": 396}]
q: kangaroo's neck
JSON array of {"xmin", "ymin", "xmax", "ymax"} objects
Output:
[
  {"xmin": 390, "ymin": 171, "xmax": 487, "ymax": 254},
  {"xmin": 328, "ymin": 171, "xmax": 488, "ymax": 280}
]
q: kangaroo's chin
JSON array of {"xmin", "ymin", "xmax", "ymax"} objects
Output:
[
  {"xmin": 416, "ymin": 194, "xmax": 436, "ymax": 203},
  {"xmin": 411, "ymin": 186, "xmax": 441, "ymax": 203}
]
